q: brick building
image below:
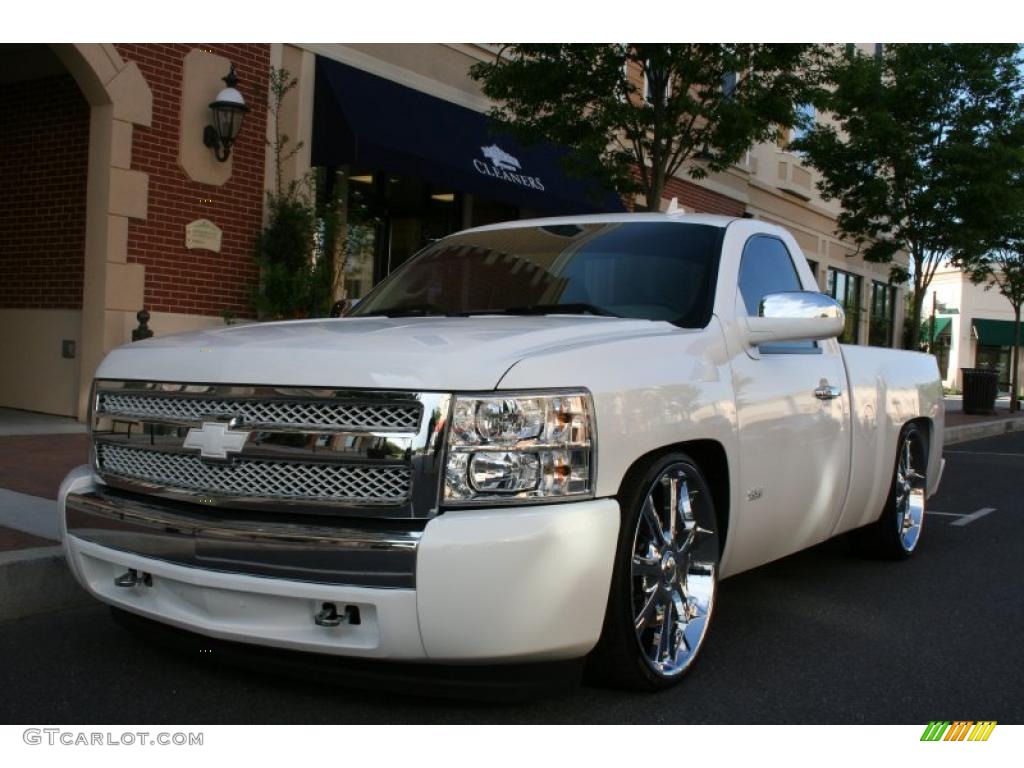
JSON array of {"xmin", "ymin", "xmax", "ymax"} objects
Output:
[
  {"xmin": 0, "ymin": 43, "xmax": 907, "ymax": 420},
  {"xmin": 0, "ymin": 44, "xmax": 271, "ymax": 419}
]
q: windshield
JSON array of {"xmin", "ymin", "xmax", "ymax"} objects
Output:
[{"xmin": 349, "ymin": 221, "xmax": 725, "ymax": 326}]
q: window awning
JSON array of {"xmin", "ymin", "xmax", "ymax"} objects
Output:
[
  {"xmin": 973, "ymin": 318, "xmax": 1023, "ymax": 347},
  {"xmin": 920, "ymin": 316, "xmax": 952, "ymax": 342},
  {"xmin": 312, "ymin": 56, "xmax": 624, "ymax": 215}
]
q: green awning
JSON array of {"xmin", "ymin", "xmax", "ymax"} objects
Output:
[
  {"xmin": 973, "ymin": 318, "xmax": 1024, "ymax": 347},
  {"xmin": 920, "ymin": 316, "xmax": 952, "ymax": 342}
]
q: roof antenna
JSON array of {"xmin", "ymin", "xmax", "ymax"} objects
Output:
[{"xmin": 665, "ymin": 197, "xmax": 681, "ymax": 214}]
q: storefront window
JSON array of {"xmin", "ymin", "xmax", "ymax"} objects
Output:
[
  {"xmin": 976, "ymin": 345, "xmax": 1011, "ymax": 392},
  {"xmin": 827, "ymin": 267, "xmax": 862, "ymax": 344},
  {"xmin": 868, "ymin": 281, "xmax": 896, "ymax": 347},
  {"xmin": 331, "ymin": 167, "xmax": 526, "ymax": 300},
  {"xmin": 470, "ymin": 196, "xmax": 519, "ymax": 229},
  {"xmin": 933, "ymin": 333, "xmax": 951, "ymax": 380},
  {"xmin": 337, "ymin": 170, "xmax": 379, "ymax": 300}
]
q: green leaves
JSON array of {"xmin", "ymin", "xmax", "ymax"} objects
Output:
[
  {"xmin": 790, "ymin": 43, "xmax": 1024, "ymax": 348},
  {"xmin": 250, "ymin": 67, "xmax": 339, "ymax": 320},
  {"xmin": 470, "ymin": 44, "xmax": 823, "ymax": 210},
  {"xmin": 250, "ymin": 191, "xmax": 331, "ymax": 320}
]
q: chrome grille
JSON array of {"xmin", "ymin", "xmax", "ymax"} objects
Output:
[
  {"xmin": 97, "ymin": 391, "xmax": 421, "ymax": 432},
  {"xmin": 97, "ymin": 444, "xmax": 411, "ymax": 504},
  {"xmin": 91, "ymin": 381, "xmax": 451, "ymax": 517}
]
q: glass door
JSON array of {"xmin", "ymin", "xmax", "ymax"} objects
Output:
[{"xmin": 975, "ymin": 345, "xmax": 1011, "ymax": 392}]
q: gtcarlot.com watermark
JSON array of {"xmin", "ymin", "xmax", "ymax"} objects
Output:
[{"xmin": 23, "ymin": 729, "xmax": 203, "ymax": 747}]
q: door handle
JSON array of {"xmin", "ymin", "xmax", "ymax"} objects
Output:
[{"xmin": 814, "ymin": 384, "xmax": 842, "ymax": 400}]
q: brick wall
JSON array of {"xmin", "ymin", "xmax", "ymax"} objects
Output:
[
  {"xmin": 663, "ymin": 175, "xmax": 746, "ymax": 218},
  {"xmin": 628, "ymin": 165, "xmax": 748, "ymax": 217},
  {"xmin": 115, "ymin": 44, "xmax": 270, "ymax": 317},
  {"xmin": 0, "ymin": 74, "xmax": 89, "ymax": 309}
]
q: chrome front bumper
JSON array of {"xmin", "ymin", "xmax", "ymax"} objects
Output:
[
  {"xmin": 65, "ymin": 486, "xmax": 421, "ymax": 589},
  {"xmin": 60, "ymin": 466, "xmax": 621, "ymax": 662}
]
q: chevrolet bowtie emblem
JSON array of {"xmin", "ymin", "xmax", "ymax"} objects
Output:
[{"xmin": 183, "ymin": 421, "xmax": 250, "ymax": 460}]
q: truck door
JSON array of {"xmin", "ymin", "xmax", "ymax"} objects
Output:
[{"xmin": 725, "ymin": 233, "xmax": 852, "ymax": 573}]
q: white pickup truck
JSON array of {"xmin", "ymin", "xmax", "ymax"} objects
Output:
[{"xmin": 59, "ymin": 213, "xmax": 944, "ymax": 691}]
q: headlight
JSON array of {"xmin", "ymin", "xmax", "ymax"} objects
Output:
[{"xmin": 444, "ymin": 391, "xmax": 595, "ymax": 504}]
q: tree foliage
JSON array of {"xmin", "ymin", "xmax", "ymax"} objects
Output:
[
  {"xmin": 791, "ymin": 43, "xmax": 1024, "ymax": 349},
  {"xmin": 470, "ymin": 44, "xmax": 823, "ymax": 210},
  {"xmin": 962, "ymin": 107, "xmax": 1024, "ymax": 409},
  {"xmin": 250, "ymin": 68, "xmax": 340, "ymax": 320}
]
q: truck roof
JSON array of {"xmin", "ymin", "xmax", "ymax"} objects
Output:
[{"xmin": 459, "ymin": 211, "xmax": 741, "ymax": 235}]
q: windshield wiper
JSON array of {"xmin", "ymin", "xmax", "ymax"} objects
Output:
[
  {"xmin": 500, "ymin": 303, "xmax": 620, "ymax": 317},
  {"xmin": 359, "ymin": 303, "xmax": 455, "ymax": 318}
]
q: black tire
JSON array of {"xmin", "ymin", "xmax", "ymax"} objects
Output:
[
  {"xmin": 587, "ymin": 452, "xmax": 720, "ymax": 691},
  {"xmin": 852, "ymin": 422, "xmax": 928, "ymax": 559}
]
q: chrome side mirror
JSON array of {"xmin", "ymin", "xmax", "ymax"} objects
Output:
[{"xmin": 744, "ymin": 291, "xmax": 845, "ymax": 346}]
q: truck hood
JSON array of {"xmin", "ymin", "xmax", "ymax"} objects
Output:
[{"xmin": 96, "ymin": 315, "xmax": 685, "ymax": 390}]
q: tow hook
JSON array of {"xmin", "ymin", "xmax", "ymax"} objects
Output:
[
  {"xmin": 314, "ymin": 602, "xmax": 360, "ymax": 627},
  {"xmin": 114, "ymin": 568, "xmax": 153, "ymax": 588}
]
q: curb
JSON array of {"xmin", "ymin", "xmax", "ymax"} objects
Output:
[
  {"xmin": 945, "ymin": 417, "xmax": 1024, "ymax": 446},
  {"xmin": 0, "ymin": 545, "xmax": 96, "ymax": 621}
]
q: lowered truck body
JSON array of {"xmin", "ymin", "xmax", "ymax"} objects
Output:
[{"xmin": 59, "ymin": 213, "xmax": 943, "ymax": 690}]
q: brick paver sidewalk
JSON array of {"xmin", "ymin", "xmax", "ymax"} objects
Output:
[
  {"xmin": 0, "ymin": 433, "xmax": 88, "ymax": 500},
  {"xmin": 945, "ymin": 408, "xmax": 1024, "ymax": 429},
  {"xmin": 0, "ymin": 430, "xmax": 88, "ymax": 553},
  {"xmin": 0, "ymin": 526, "xmax": 55, "ymax": 551}
]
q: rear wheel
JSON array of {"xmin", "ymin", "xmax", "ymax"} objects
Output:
[
  {"xmin": 853, "ymin": 423, "xmax": 928, "ymax": 559},
  {"xmin": 588, "ymin": 453, "xmax": 720, "ymax": 691}
]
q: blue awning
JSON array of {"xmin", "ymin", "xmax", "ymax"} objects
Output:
[{"xmin": 312, "ymin": 56, "xmax": 624, "ymax": 215}]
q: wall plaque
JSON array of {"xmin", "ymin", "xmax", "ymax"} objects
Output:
[{"xmin": 185, "ymin": 219, "xmax": 223, "ymax": 252}]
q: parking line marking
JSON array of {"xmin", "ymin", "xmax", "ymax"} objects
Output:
[
  {"xmin": 927, "ymin": 511, "xmax": 962, "ymax": 517},
  {"xmin": 949, "ymin": 507, "xmax": 996, "ymax": 527}
]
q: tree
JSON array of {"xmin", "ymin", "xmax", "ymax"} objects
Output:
[
  {"xmin": 470, "ymin": 44, "xmax": 822, "ymax": 210},
  {"xmin": 791, "ymin": 43, "xmax": 1023, "ymax": 350},
  {"xmin": 250, "ymin": 68, "xmax": 340, "ymax": 320},
  {"xmin": 962, "ymin": 105, "xmax": 1024, "ymax": 410}
]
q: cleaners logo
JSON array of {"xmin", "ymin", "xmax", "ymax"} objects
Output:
[{"xmin": 474, "ymin": 144, "xmax": 545, "ymax": 191}]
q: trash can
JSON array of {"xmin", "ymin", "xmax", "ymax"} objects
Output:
[{"xmin": 961, "ymin": 368, "xmax": 998, "ymax": 415}]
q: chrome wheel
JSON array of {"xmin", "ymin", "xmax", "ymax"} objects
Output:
[
  {"xmin": 852, "ymin": 423, "xmax": 929, "ymax": 560},
  {"xmin": 896, "ymin": 431, "xmax": 926, "ymax": 553},
  {"xmin": 630, "ymin": 464, "xmax": 719, "ymax": 678}
]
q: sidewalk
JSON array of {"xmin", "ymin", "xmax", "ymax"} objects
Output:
[
  {"xmin": 0, "ymin": 409, "xmax": 92, "ymax": 620},
  {"xmin": 0, "ymin": 406, "xmax": 86, "ymax": 437},
  {"xmin": 0, "ymin": 433, "xmax": 89, "ymax": 499},
  {"xmin": 943, "ymin": 396, "xmax": 1024, "ymax": 445}
]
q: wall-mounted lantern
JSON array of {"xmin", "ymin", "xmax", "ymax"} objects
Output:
[{"xmin": 202, "ymin": 64, "xmax": 248, "ymax": 162}]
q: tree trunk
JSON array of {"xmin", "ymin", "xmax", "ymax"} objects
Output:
[
  {"xmin": 644, "ymin": 166, "xmax": 666, "ymax": 212},
  {"xmin": 908, "ymin": 278, "xmax": 925, "ymax": 351},
  {"xmin": 1012, "ymin": 304, "xmax": 1021, "ymax": 413}
]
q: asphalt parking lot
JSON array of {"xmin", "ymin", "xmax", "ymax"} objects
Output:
[{"xmin": 1, "ymin": 432, "xmax": 1020, "ymax": 724}]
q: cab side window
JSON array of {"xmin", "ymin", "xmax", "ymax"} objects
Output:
[{"xmin": 738, "ymin": 235, "xmax": 817, "ymax": 353}]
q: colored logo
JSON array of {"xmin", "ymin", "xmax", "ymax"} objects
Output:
[{"xmin": 920, "ymin": 721, "xmax": 997, "ymax": 741}]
